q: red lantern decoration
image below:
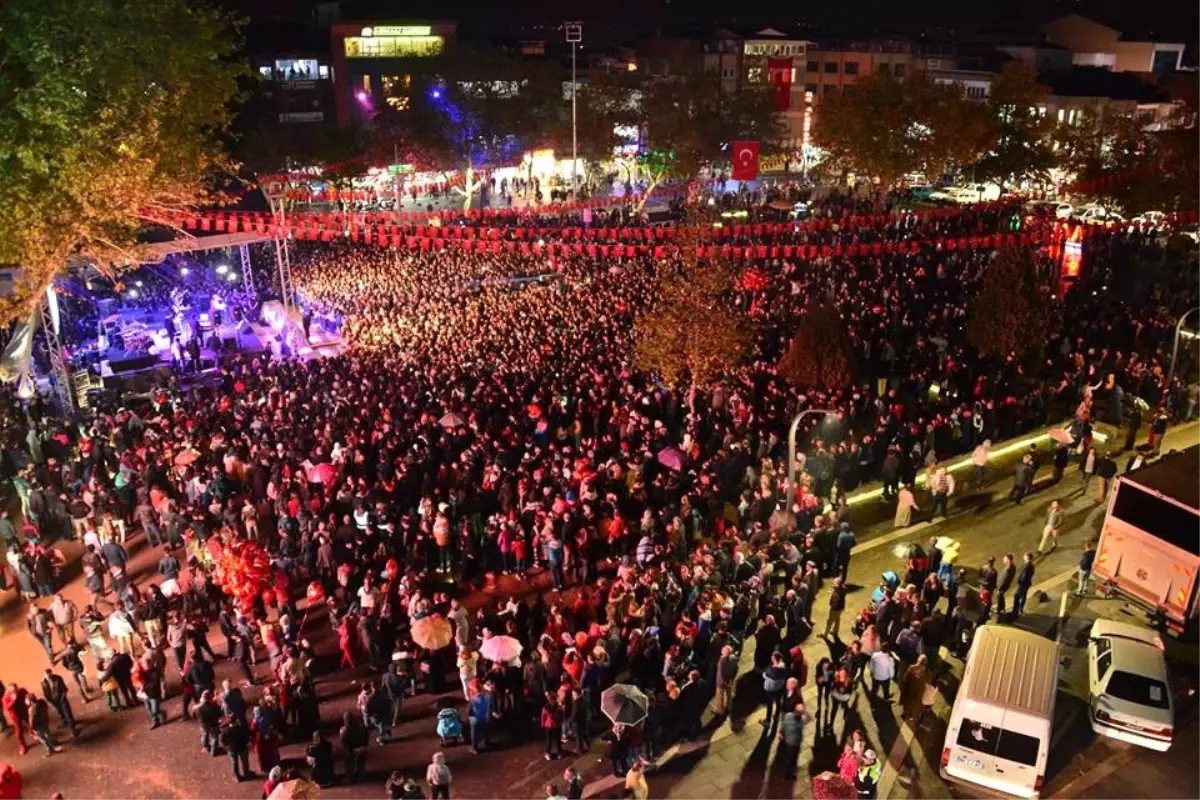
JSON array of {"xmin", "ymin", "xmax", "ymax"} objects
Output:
[{"xmin": 384, "ymin": 558, "xmax": 399, "ymax": 582}]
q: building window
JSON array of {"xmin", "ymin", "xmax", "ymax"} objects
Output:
[
  {"xmin": 318, "ymin": 65, "xmax": 329, "ymax": 80},
  {"xmin": 893, "ymin": 63, "xmax": 906, "ymax": 78},
  {"xmin": 966, "ymin": 85, "xmax": 987, "ymax": 99},
  {"xmin": 805, "ymin": 83, "xmax": 818, "ymax": 94},
  {"xmin": 807, "ymin": 60, "xmax": 819, "ymax": 72},
  {"xmin": 747, "ymin": 67, "xmax": 763, "ymax": 83},
  {"xmin": 824, "ymin": 62, "xmax": 838, "ymax": 74},
  {"xmin": 344, "ymin": 35, "xmax": 445, "ymax": 59},
  {"xmin": 258, "ymin": 65, "xmax": 273, "ymax": 79},
  {"xmin": 844, "ymin": 62, "xmax": 859, "ymax": 75},
  {"xmin": 823, "ymin": 83, "xmax": 837, "ymax": 94}
]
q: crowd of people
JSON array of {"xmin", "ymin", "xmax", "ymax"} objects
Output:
[{"xmin": 0, "ymin": 186, "xmax": 1195, "ymax": 798}]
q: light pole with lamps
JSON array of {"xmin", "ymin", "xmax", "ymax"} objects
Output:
[
  {"xmin": 1168, "ymin": 306, "xmax": 1199, "ymax": 390},
  {"xmin": 565, "ymin": 22, "xmax": 582, "ymax": 200},
  {"xmin": 787, "ymin": 408, "xmax": 835, "ymax": 509}
]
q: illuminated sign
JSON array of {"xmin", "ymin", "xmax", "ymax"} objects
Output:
[{"xmin": 362, "ymin": 25, "xmax": 432, "ymax": 37}]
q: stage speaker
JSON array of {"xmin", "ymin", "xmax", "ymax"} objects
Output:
[{"xmin": 107, "ymin": 352, "xmax": 160, "ymax": 373}]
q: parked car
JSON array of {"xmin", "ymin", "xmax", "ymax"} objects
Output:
[
  {"xmin": 1087, "ymin": 619, "xmax": 1174, "ymax": 752},
  {"xmin": 1024, "ymin": 200, "xmax": 1074, "ymax": 220},
  {"xmin": 1077, "ymin": 205, "xmax": 1126, "ymax": 225},
  {"xmin": 1131, "ymin": 210, "xmax": 1168, "ymax": 227},
  {"xmin": 909, "ymin": 184, "xmax": 937, "ymax": 200}
]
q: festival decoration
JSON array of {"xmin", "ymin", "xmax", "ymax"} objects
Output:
[
  {"xmin": 383, "ymin": 558, "xmax": 400, "ymax": 582},
  {"xmin": 211, "ymin": 540, "xmax": 272, "ymax": 615}
]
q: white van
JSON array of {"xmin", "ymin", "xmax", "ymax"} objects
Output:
[{"xmin": 941, "ymin": 626, "xmax": 1060, "ymax": 798}]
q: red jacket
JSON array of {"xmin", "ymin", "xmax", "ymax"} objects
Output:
[{"xmin": 540, "ymin": 705, "xmax": 563, "ymax": 730}]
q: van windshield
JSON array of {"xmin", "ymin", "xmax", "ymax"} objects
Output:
[{"xmin": 956, "ymin": 719, "xmax": 1041, "ymax": 766}]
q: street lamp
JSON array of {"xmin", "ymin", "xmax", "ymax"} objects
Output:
[
  {"xmin": 1167, "ymin": 306, "xmax": 1200, "ymax": 389},
  {"xmin": 565, "ymin": 22, "xmax": 582, "ymax": 201},
  {"xmin": 787, "ymin": 408, "xmax": 835, "ymax": 508}
]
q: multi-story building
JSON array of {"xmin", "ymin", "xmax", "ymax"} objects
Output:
[
  {"xmin": 1038, "ymin": 14, "xmax": 1185, "ymax": 75},
  {"xmin": 252, "ymin": 54, "xmax": 335, "ymax": 124},
  {"xmin": 803, "ymin": 39, "xmax": 926, "ymax": 100},
  {"xmin": 330, "ymin": 20, "xmax": 457, "ymax": 125}
]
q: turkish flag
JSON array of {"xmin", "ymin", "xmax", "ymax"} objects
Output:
[{"xmin": 731, "ymin": 141, "xmax": 759, "ymax": 181}]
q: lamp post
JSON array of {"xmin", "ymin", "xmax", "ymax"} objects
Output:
[
  {"xmin": 787, "ymin": 408, "xmax": 835, "ymax": 509},
  {"xmin": 565, "ymin": 22, "xmax": 582, "ymax": 201},
  {"xmin": 1168, "ymin": 306, "xmax": 1200, "ymax": 389}
]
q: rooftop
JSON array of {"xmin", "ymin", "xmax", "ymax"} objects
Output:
[{"xmin": 1124, "ymin": 445, "xmax": 1200, "ymax": 510}]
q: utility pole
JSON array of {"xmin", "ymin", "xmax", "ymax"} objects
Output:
[{"xmin": 566, "ymin": 22, "xmax": 582, "ymax": 201}]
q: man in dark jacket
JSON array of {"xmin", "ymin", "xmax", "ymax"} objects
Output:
[
  {"xmin": 835, "ymin": 523, "xmax": 857, "ymax": 582},
  {"xmin": 1012, "ymin": 552, "xmax": 1035, "ymax": 618},
  {"xmin": 221, "ymin": 715, "xmax": 252, "ymax": 781},
  {"xmin": 995, "ymin": 554, "xmax": 1016, "ymax": 616},
  {"xmin": 713, "ymin": 645, "xmax": 738, "ymax": 716},
  {"xmin": 187, "ymin": 654, "xmax": 216, "ymax": 698},
  {"xmin": 108, "ymin": 650, "xmax": 137, "ymax": 708},
  {"xmin": 824, "ymin": 577, "xmax": 847, "ymax": 641},
  {"xmin": 40, "ymin": 668, "xmax": 78, "ymax": 736},
  {"xmin": 1010, "ymin": 456, "xmax": 1033, "ymax": 504},
  {"xmin": 196, "ymin": 690, "xmax": 223, "ymax": 755}
]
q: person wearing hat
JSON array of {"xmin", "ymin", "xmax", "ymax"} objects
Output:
[{"xmin": 856, "ymin": 749, "xmax": 881, "ymax": 798}]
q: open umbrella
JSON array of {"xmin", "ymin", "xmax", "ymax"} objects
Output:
[
  {"xmin": 892, "ymin": 541, "xmax": 927, "ymax": 560},
  {"xmin": 601, "ymin": 684, "xmax": 649, "ymax": 725},
  {"xmin": 411, "ymin": 614, "xmax": 454, "ymax": 650},
  {"xmin": 307, "ymin": 463, "xmax": 337, "ymax": 484},
  {"xmin": 1047, "ymin": 427, "xmax": 1073, "ymax": 445},
  {"xmin": 656, "ymin": 446, "xmax": 685, "ymax": 472},
  {"xmin": 174, "ymin": 449, "xmax": 199, "ymax": 467},
  {"xmin": 439, "ymin": 412, "xmax": 465, "ymax": 428},
  {"xmin": 479, "ymin": 634, "xmax": 523, "ymax": 663},
  {"xmin": 268, "ymin": 779, "xmax": 321, "ymax": 800}
]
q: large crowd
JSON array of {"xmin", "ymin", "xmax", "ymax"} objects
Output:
[{"xmin": 0, "ymin": 187, "xmax": 1195, "ymax": 799}]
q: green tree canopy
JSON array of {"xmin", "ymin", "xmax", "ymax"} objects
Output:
[
  {"xmin": 576, "ymin": 68, "xmax": 782, "ymax": 208},
  {"xmin": 967, "ymin": 247, "xmax": 1051, "ymax": 359},
  {"xmin": 0, "ymin": 0, "xmax": 246, "ymax": 320},
  {"xmin": 812, "ymin": 71, "xmax": 994, "ymax": 187},
  {"xmin": 973, "ymin": 63, "xmax": 1058, "ymax": 190},
  {"xmin": 778, "ymin": 301, "xmax": 857, "ymax": 390}
]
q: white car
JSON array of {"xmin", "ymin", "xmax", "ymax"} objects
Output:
[
  {"xmin": 1077, "ymin": 205, "xmax": 1126, "ymax": 225},
  {"xmin": 1131, "ymin": 210, "xmax": 1168, "ymax": 227},
  {"xmin": 1024, "ymin": 200, "xmax": 1074, "ymax": 220},
  {"xmin": 1087, "ymin": 619, "xmax": 1174, "ymax": 751}
]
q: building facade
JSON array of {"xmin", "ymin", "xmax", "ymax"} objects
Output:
[
  {"xmin": 252, "ymin": 54, "xmax": 335, "ymax": 124},
  {"xmin": 330, "ymin": 20, "xmax": 457, "ymax": 125}
]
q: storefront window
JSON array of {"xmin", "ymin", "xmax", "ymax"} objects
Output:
[{"xmin": 344, "ymin": 36, "xmax": 445, "ymax": 59}]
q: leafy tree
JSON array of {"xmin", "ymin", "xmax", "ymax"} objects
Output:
[
  {"xmin": 0, "ymin": 0, "xmax": 246, "ymax": 321},
  {"xmin": 1056, "ymin": 108, "xmax": 1199, "ymax": 213},
  {"xmin": 634, "ymin": 217, "xmax": 754, "ymax": 410},
  {"xmin": 967, "ymin": 247, "xmax": 1051, "ymax": 358},
  {"xmin": 778, "ymin": 301, "xmax": 857, "ymax": 390},
  {"xmin": 973, "ymin": 63, "xmax": 1058, "ymax": 190},
  {"xmin": 398, "ymin": 45, "xmax": 564, "ymax": 210},
  {"xmin": 812, "ymin": 72, "xmax": 994, "ymax": 187},
  {"xmin": 581, "ymin": 68, "xmax": 782, "ymax": 210}
]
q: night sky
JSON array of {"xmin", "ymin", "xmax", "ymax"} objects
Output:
[{"xmin": 224, "ymin": 0, "xmax": 1198, "ymax": 56}]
